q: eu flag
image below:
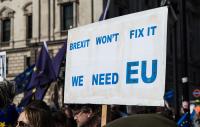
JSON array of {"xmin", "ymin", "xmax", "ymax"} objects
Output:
[
  {"xmin": 18, "ymin": 85, "xmax": 50, "ymax": 107},
  {"xmin": 0, "ymin": 104, "xmax": 18, "ymax": 126},
  {"xmin": 27, "ymin": 42, "xmax": 56, "ymax": 90},
  {"xmin": 18, "ymin": 89, "xmax": 35, "ymax": 107},
  {"xmin": 177, "ymin": 112, "xmax": 190, "ymax": 127},
  {"xmin": 14, "ymin": 64, "xmax": 35, "ymax": 94},
  {"xmin": 32, "ymin": 41, "xmax": 67, "ymax": 101},
  {"xmin": 34, "ymin": 85, "xmax": 49, "ymax": 100},
  {"xmin": 53, "ymin": 41, "xmax": 67, "ymax": 77}
]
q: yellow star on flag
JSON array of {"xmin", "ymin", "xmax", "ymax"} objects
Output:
[{"xmin": 0, "ymin": 122, "xmax": 6, "ymax": 127}]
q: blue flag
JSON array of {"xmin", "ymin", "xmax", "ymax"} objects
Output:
[
  {"xmin": 14, "ymin": 64, "xmax": 35, "ymax": 94},
  {"xmin": 27, "ymin": 42, "xmax": 56, "ymax": 90},
  {"xmin": 18, "ymin": 85, "xmax": 49, "ymax": 107},
  {"xmin": 0, "ymin": 104, "xmax": 18, "ymax": 126},
  {"xmin": 53, "ymin": 41, "xmax": 67, "ymax": 77},
  {"xmin": 18, "ymin": 90, "xmax": 35, "ymax": 107},
  {"xmin": 177, "ymin": 112, "xmax": 190, "ymax": 127},
  {"xmin": 32, "ymin": 41, "xmax": 67, "ymax": 102},
  {"xmin": 34, "ymin": 85, "xmax": 49, "ymax": 100}
]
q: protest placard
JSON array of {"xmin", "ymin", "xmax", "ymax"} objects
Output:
[{"xmin": 65, "ymin": 7, "xmax": 168, "ymax": 106}]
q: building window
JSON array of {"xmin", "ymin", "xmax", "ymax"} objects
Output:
[
  {"xmin": 26, "ymin": 15, "xmax": 32, "ymax": 39},
  {"xmin": 23, "ymin": 2, "xmax": 33, "ymax": 41},
  {"xmin": 0, "ymin": 6, "xmax": 14, "ymax": 46},
  {"xmin": 2, "ymin": 19, "xmax": 11, "ymax": 42},
  {"xmin": 61, "ymin": 3, "xmax": 73, "ymax": 31},
  {"xmin": 24, "ymin": 56, "xmax": 31, "ymax": 69},
  {"xmin": 6, "ymin": 57, "xmax": 8, "ymax": 75},
  {"xmin": 0, "ymin": 53, "xmax": 6, "ymax": 79}
]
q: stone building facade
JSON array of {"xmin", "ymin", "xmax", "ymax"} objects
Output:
[
  {"xmin": 0, "ymin": 0, "xmax": 103, "ymax": 104},
  {"xmin": 0, "ymin": 0, "xmax": 103, "ymax": 78}
]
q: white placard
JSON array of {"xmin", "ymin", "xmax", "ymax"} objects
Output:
[
  {"xmin": 0, "ymin": 52, "xmax": 6, "ymax": 81},
  {"xmin": 64, "ymin": 7, "xmax": 168, "ymax": 106}
]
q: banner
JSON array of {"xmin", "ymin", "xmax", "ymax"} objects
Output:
[
  {"xmin": 0, "ymin": 52, "xmax": 6, "ymax": 81},
  {"xmin": 64, "ymin": 7, "xmax": 168, "ymax": 106}
]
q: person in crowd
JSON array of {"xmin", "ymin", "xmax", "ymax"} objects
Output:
[
  {"xmin": 192, "ymin": 100, "xmax": 200, "ymax": 127},
  {"xmin": 74, "ymin": 105, "xmax": 101, "ymax": 127},
  {"xmin": 62, "ymin": 105, "xmax": 74, "ymax": 119},
  {"xmin": 27, "ymin": 100, "xmax": 51, "ymax": 112},
  {"xmin": 16, "ymin": 101, "xmax": 54, "ymax": 127},
  {"xmin": 0, "ymin": 80, "xmax": 18, "ymax": 126},
  {"xmin": 0, "ymin": 80, "xmax": 15, "ymax": 109},
  {"xmin": 160, "ymin": 101, "xmax": 175, "ymax": 120},
  {"xmin": 180, "ymin": 101, "xmax": 189, "ymax": 115},
  {"xmin": 62, "ymin": 105, "xmax": 77, "ymax": 127},
  {"xmin": 52, "ymin": 110, "xmax": 73, "ymax": 127}
]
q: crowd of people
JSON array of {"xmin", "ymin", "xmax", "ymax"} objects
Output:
[
  {"xmin": 1, "ymin": 78, "xmax": 200, "ymax": 127},
  {"xmin": 0, "ymin": 100, "xmax": 100, "ymax": 127},
  {"xmin": 0, "ymin": 100, "xmax": 179, "ymax": 127},
  {"xmin": 10, "ymin": 101, "xmax": 103, "ymax": 127}
]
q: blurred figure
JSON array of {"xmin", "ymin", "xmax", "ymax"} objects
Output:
[
  {"xmin": 62, "ymin": 105, "xmax": 74, "ymax": 119},
  {"xmin": 181, "ymin": 101, "xmax": 189, "ymax": 114},
  {"xmin": 192, "ymin": 100, "xmax": 200, "ymax": 127},
  {"xmin": 74, "ymin": 105, "xmax": 101, "ymax": 127},
  {"xmin": 162, "ymin": 101, "xmax": 175, "ymax": 120},
  {"xmin": 0, "ymin": 80, "xmax": 15, "ymax": 109},
  {"xmin": 0, "ymin": 80, "xmax": 18, "ymax": 126},
  {"xmin": 62, "ymin": 105, "xmax": 77, "ymax": 127},
  {"xmin": 16, "ymin": 102, "xmax": 54, "ymax": 127},
  {"xmin": 52, "ymin": 111, "xmax": 73, "ymax": 127}
]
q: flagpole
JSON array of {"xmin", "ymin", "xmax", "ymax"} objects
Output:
[
  {"xmin": 103, "ymin": 0, "xmax": 110, "ymax": 20},
  {"xmin": 99, "ymin": 1, "xmax": 111, "ymax": 125},
  {"xmin": 91, "ymin": 0, "xmax": 94, "ymax": 23}
]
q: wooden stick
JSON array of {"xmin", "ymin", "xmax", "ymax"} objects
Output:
[{"xmin": 101, "ymin": 105, "xmax": 108, "ymax": 127}]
